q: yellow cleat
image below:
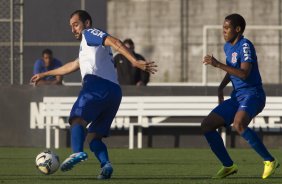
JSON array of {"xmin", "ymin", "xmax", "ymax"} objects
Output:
[
  {"xmin": 212, "ymin": 164, "xmax": 238, "ymax": 179},
  {"xmin": 262, "ymin": 158, "xmax": 280, "ymax": 179}
]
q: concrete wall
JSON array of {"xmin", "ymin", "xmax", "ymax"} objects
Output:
[
  {"xmin": 108, "ymin": 0, "xmax": 182, "ymax": 82},
  {"xmin": 107, "ymin": 0, "xmax": 282, "ymax": 83},
  {"xmin": 23, "ymin": 0, "xmax": 107, "ymax": 84}
]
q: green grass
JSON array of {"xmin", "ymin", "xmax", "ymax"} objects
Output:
[{"xmin": 0, "ymin": 148, "xmax": 282, "ymax": 184}]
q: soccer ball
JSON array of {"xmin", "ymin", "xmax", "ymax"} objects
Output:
[{"xmin": 35, "ymin": 150, "xmax": 60, "ymax": 175}]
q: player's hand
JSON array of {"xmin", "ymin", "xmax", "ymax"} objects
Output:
[
  {"xmin": 202, "ymin": 55, "xmax": 220, "ymax": 67},
  {"xmin": 134, "ymin": 60, "xmax": 158, "ymax": 74},
  {"xmin": 30, "ymin": 73, "xmax": 45, "ymax": 86}
]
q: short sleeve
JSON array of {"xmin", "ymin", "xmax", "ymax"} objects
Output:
[
  {"xmin": 240, "ymin": 41, "xmax": 256, "ymax": 63},
  {"xmin": 83, "ymin": 28, "xmax": 109, "ymax": 46},
  {"xmin": 33, "ymin": 60, "xmax": 42, "ymax": 75}
]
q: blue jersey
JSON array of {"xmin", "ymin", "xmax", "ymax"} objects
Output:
[
  {"xmin": 224, "ymin": 36, "xmax": 263, "ymax": 97},
  {"xmin": 33, "ymin": 58, "xmax": 62, "ymax": 80}
]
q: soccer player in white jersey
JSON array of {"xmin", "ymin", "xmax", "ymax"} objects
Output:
[{"xmin": 31, "ymin": 10, "xmax": 156, "ymax": 179}]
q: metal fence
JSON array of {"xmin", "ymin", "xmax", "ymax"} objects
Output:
[{"xmin": 0, "ymin": 0, "xmax": 23, "ymax": 85}]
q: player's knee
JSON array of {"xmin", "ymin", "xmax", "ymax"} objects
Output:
[
  {"xmin": 233, "ymin": 115, "xmax": 250, "ymax": 134},
  {"xmin": 233, "ymin": 111, "xmax": 251, "ymax": 134},
  {"xmin": 201, "ymin": 113, "xmax": 226, "ymax": 133},
  {"xmin": 233, "ymin": 121, "xmax": 246, "ymax": 134},
  {"xmin": 86, "ymin": 133, "xmax": 103, "ymax": 144},
  {"xmin": 87, "ymin": 134, "xmax": 104, "ymax": 152},
  {"xmin": 70, "ymin": 118, "xmax": 87, "ymax": 128}
]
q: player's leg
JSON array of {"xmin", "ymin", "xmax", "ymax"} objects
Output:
[
  {"xmin": 61, "ymin": 84, "xmax": 105, "ymax": 172},
  {"xmin": 233, "ymin": 95, "xmax": 279, "ymax": 179},
  {"xmin": 87, "ymin": 111, "xmax": 120, "ymax": 179},
  {"xmin": 67, "ymin": 87, "xmax": 101, "ymax": 154},
  {"xmin": 201, "ymin": 98, "xmax": 238, "ymax": 178},
  {"xmin": 202, "ymin": 113, "xmax": 233, "ymax": 167},
  {"xmin": 70, "ymin": 118, "xmax": 87, "ymax": 153},
  {"xmin": 60, "ymin": 118, "xmax": 89, "ymax": 172},
  {"xmin": 87, "ymin": 82, "xmax": 122, "ymax": 179},
  {"xmin": 61, "ymin": 93, "xmax": 91, "ymax": 172},
  {"xmin": 87, "ymin": 133, "xmax": 109, "ymax": 168},
  {"xmin": 233, "ymin": 110, "xmax": 274, "ymax": 161},
  {"xmin": 87, "ymin": 133, "xmax": 113, "ymax": 179}
]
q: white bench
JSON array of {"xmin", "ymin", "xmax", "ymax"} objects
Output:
[
  {"xmin": 41, "ymin": 96, "xmax": 282, "ymax": 149},
  {"xmin": 128, "ymin": 96, "xmax": 282, "ymax": 149},
  {"xmin": 42, "ymin": 96, "xmax": 142, "ymax": 149}
]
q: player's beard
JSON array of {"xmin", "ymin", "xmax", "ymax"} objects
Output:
[
  {"xmin": 75, "ymin": 24, "xmax": 87, "ymax": 41},
  {"xmin": 74, "ymin": 33, "xmax": 82, "ymax": 41}
]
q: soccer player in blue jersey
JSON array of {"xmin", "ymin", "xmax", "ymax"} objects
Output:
[
  {"xmin": 31, "ymin": 10, "xmax": 156, "ymax": 179},
  {"xmin": 202, "ymin": 13, "xmax": 279, "ymax": 179}
]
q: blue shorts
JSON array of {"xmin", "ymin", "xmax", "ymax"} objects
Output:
[
  {"xmin": 212, "ymin": 93, "xmax": 265, "ymax": 126},
  {"xmin": 69, "ymin": 75, "xmax": 122, "ymax": 136}
]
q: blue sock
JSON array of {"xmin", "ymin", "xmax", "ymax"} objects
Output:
[
  {"xmin": 71, "ymin": 124, "xmax": 85, "ymax": 153},
  {"xmin": 205, "ymin": 131, "xmax": 233, "ymax": 167},
  {"xmin": 241, "ymin": 128, "xmax": 274, "ymax": 161},
  {"xmin": 89, "ymin": 139, "xmax": 110, "ymax": 168}
]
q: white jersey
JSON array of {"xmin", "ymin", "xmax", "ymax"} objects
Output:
[{"xmin": 78, "ymin": 28, "xmax": 118, "ymax": 84}]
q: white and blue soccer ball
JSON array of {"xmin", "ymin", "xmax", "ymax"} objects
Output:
[{"xmin": 35, "ymin": 150, "xmax": 60, "ymax": 175}]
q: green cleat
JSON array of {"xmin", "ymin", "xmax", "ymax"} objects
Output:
[
  {"xmin": 212, "ymin": 164, "xmax": 238, "ymax": 179},
  {"xmin": 262, "ymin": 158, "xmax": 280, "ymax": 179}
]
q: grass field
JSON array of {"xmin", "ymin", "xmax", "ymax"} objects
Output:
[{"xmin": 0, "ymin": 148, "xmax": 282, "ymax": 184}]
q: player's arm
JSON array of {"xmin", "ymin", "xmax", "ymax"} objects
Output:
[
  {"xmin": 104, "ymin": 36, "xmax": 157, "ymax": 74},
  {"xmin": 218, "ymin": 73, "xmax": 230, "ymax": 103},
  {"xmin": 202, "ymin": 55, "xmax": 252, "ymax": 80},
  {"xmin": 31, "ymin": 59, "xmax": 79, "ymax": 85},
  {"xmin": 32, "ymin": 60, "xmax": 62, "ymax": 85},
  {"xmin": 204, "ymin": 55, "xmax": 252, "ymax": 80},
  {"xmin": 35, "ymin": 75, "xmax": 63, "ymax": 86}
]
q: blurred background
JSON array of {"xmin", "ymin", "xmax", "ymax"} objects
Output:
[
  {"xmin": 1, "ymin": 0, "xmax": 282, "ymax": 149},
  {"xmin": 2, "ymin": 0, "xmax": 282, "ymax": 85}
]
